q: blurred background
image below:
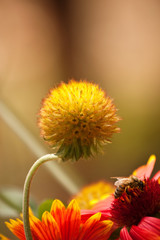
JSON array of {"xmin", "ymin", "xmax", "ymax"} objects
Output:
[{"xmin": 0, "ymin": 0, "xmax": 160, "ymax": 237}]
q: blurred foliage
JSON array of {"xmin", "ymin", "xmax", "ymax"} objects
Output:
[
  {"xmin": 37, "ymin": 199, "xmax": 54, "ymax": 220},
  {"xmin": 0, "ymin": 187, "xmax": 37, "ymax": 218}
]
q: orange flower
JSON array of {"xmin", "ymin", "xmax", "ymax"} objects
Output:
[
  {"xmin": 2, "ymin": 199, "xmax": 114, "ymax": 240},
  {"xmin": 38, "ymin": 80, "xmax": 120, "ymax": 161},
  {"xmin": 81, "ymin": 155, "xmax": 160, "ymax": 239}
]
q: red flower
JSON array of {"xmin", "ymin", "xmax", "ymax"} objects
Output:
[
  {"xmin": 81, "ymin": 155, "xmax": 160, "ymax": 239},
  {"xmin": 1, "ymin": 199, "xmax": 114, "ymax": 240},
  {"xmin": 120, "ymin": 217, "xmax": 160, "ymax": 240}
]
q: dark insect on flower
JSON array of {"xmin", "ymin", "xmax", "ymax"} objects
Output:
[{"xmin": 112, "ymin": 175, "xmax": 144, "ymax": 199}]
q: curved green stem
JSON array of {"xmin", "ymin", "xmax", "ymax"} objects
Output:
[{"xmin": 22, "ymin": 154, "xmax": 59, "ymax": 240}]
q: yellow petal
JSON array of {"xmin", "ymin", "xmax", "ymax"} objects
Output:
[{"xmin": 0, "ymin": 234, "xmax": 10, "ymax": 240}]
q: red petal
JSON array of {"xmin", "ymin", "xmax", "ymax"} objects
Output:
[
  {"xmin": 81, "ymin": 195, "xmax": 113, "ymax": 223},
  {"xmin": 93, "ymin": 195, "xmax": 114, "ymax": 211},
  {"xmin": 81, "ymin": 209, "xmax": 99, "ymax": 223},
  {"xmin": 120, "ymin": 227, "xmax": 133, "ymax": 240},
  {"xmin": 138, "ymin": 217, "xmax": 160, "ymax": 236},
  {"xmin": 153, "ymin": 171, "xmax": 160, "ymax": 181},
  {"xmin": 130, "ymin": 225, "xmax": 160, "ymax": 240},
  {"xmin": 132, "ymin": 155, "xmax": 156, "ymax": 179},
  {"xmin": 81, "ymin": 196, "xmax": 112, "ymax": 223}
]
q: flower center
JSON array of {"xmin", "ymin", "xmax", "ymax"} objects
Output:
[{"xmin": 110, "ymin": 178, "xmax": 160, "ymax": 227}]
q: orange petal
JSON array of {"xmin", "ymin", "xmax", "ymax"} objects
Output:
[
  {"xmin": 78, "ymin": 212, "xmax": 101, "ymax": 239},
  {"xmin": 64, "ymin": 199, "xmax": 81, "ymax": 240},
  {"xmin": 86, "ymin": 220, "xmax": 114, "ymax": 240},
  {"xmin": 50, "ymin": 199, "xmax": 65, "ymax": 235},
  {"xmin": 42, "ymin": 211, "xmax": 62, "ymax": 239},
  {"xmin": 132, "ymin": 155, "xmax": 156, "ymax": 179},
  {"xmin": 29, "ymin": 214, "xmax": 49, "ymax": 239},
  {"xmin": 5, "ymin": 218, "xmax": 25, "ymax": 240},
  {"xmin": 78, "ymin": 212, "xmax": 113, "ymax": 240}
]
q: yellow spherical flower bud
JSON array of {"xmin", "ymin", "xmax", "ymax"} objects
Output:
[{"xmin": 38, "ymin": 80, "xmax": 120, "ymax": 161}]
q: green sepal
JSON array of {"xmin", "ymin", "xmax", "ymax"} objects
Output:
[{"xmin": 57, "ymin": 139, "xmax": 84, "ymax": 162}]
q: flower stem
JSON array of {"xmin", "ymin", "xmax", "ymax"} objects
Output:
[{"xmin": 23, "ymin": 154, "xmax": 59, "ymax": 240}]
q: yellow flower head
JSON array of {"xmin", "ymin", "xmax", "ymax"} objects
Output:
[
  {"xmin": 38, "ymin": 80, "xmax": 120, "ymax": 161},
  {"xmin": 73, "ymin": 181, "xmax": 115, "ymax": 209}
]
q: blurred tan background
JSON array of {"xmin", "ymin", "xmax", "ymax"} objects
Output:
[{"xmin": 0, "ymin": 0, "xmax": 160, "ymax": 236}]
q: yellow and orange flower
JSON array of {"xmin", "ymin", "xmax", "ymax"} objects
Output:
[
  {"xmin": 1, "ymin": 199, "xmax": 114, "ymax": 240},
  {"xmin": 73, "ymin": 181, "xmax": 115, "ymax": 209},
  {"xmin": 38, "ymin": 80, "xmax": 120, "ymax": 161},
  {"xmin": 81, "ymin": 155, "xmax": 160, "ymax": 239}
]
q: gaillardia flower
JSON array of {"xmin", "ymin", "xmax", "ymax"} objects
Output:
[
  {"xmin": 38, "ymin": 80, "xmax": 120, "ymax": 161},
  {"xmin": 81, "ymin": 155, "xmax": 160, "ymax": 239},
  {"xmin": 73, "ymin": 181, "xmax": 114, "ymax": 209},
  {"xmin": 1, "ymin": 199, "xmax": 114, "ymax": 240}
]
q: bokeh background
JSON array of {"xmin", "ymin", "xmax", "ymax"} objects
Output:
[{"xmin": 0, "ymin": 0, "xmax": 160, "ymax": 237}]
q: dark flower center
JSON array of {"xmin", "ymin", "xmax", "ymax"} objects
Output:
[{"xmin": 110, "ymin": 178, "xmax": 160, "ymax": 227}]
